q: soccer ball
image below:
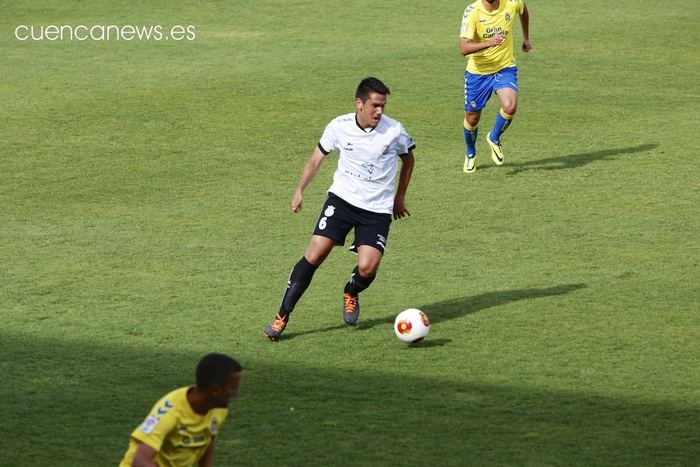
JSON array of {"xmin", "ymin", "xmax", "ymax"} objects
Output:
[{"xmin": 394, "ymin": 308, "xmax": 429, "ymax": 343}]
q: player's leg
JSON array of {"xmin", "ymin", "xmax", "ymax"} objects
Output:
[
  {"xmin": 346, "ymin": 245, "xmax": 381, "ymax": 294},
  {"xmin": 278, "ymin": 235, "xmax": 334, "ymax": 318},
  {"xmin": 343, "ymin": 246, "xmax": 382, "ymax": 325},
  {"xmin": 463, "ymin": 71, "xmax": 494, "ymax": 173},
  {"xmin": 265, "ymin": 195, "xmax": 352, "ymax": 341},
  {"xmin": 343, "ymin": 212, "xmax": 390, "ymax": 325},
  {"xmin": 487, "ymin": 67, "xmax": 519, "ymax": 165},
  {"xmin": 463, "ymin": 110, "xmax": 481, "ymax": 173}
]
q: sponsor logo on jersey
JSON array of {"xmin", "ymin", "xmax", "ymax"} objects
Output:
[{"xmin": 362, "ymin": 162, "xmax": 376, "ymax": 174}]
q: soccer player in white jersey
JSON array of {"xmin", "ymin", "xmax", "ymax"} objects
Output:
[{"xmin": 264, "ymin": 77, "xmax": 416, "ymax": 341}]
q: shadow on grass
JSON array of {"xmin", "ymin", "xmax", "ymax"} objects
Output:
[
  {"xmin": 479, "ymin": 143, "xmax": 657, "ymax": 175},
  {"xmin": 2, "ymin": 333, "xmax": 698, "ymax": 466},
  {"xmin": 285, "ymin": 283, "xmax": 586, "ymax": 340}
]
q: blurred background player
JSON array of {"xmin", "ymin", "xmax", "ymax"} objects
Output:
[
  {"xmin": 120, "ymin": 353, "xmax": 242, "ymax": 467},
  {"xmin": 264, "ymin": 77, "xmax": 416, "ymax": 341},
  {"xmin": 460, "ymin": 0, "xmax": 531, "ymax": 173}
]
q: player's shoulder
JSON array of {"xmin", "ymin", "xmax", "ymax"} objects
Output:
[
  {"xmin": 377, "ymin": 115, "xmax": 411, "ymax": 139},
  {"xmin": 463, "ymin": 1, "xmax": 479, "ymax": 18},
  {"xmin": 212, "ymin": 407, "xmax": 229, "ymax": 421},
  {"xmin": 153, "ymin": 387, "xmax": 188, "ymax": 413},
  {"xmin": 323, "ymin": 113, "xmax": 356, "ymax": 137},
  {"xmin": 378, "ymin": 114, "xmax": 402, "ymax": 129},
  {"xmin": 328, "ymin": 112, "xmax": 356, "ymax": 126}
]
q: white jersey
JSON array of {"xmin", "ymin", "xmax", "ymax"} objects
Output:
[{"xmin": 318, "ymin": 113, "xmax": 415, "ymax": 214}]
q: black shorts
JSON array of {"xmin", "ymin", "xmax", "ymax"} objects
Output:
[{"xmin": 312, "ymin": 192, "xmax": 392, "ymax": 254}]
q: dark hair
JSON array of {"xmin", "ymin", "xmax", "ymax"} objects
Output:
[
  {"xmin": 355, "ymin": 77, "xmax": 390, "ymax": 102},
  {"xmin": 195, "ymin": 353, "xmax": 242, "ymax": 389}
]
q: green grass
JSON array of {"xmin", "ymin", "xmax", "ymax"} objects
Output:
[{"xmin": 1, "ymin": 0, "xmax": 699, "ymax": 465}]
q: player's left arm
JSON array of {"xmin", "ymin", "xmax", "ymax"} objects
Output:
[
  {"xmin": 393, "ymin": 151, "xmax": 415, "ymax": 220},
  {"xmin": 520, "ymin": 4, "xmax": 531, "ymax": 52},
  {"xmin": 131, "ymin": 442, "xmax": 159, "ymax": 467},
  {"xmin": 198, "ymin": 437, "xmax": 216, "ymax": 467}
]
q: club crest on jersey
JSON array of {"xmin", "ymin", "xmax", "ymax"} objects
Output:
[
  {"xmin": 381, "ymin": 145, "xmax": 390, "ymax": 155},
  {"xmin": 324, "ymin": 205, "xmax": 335, "ymax": 217},
  {"xmin": 211, "ymin": 417, "xmax": 219, "ymax": 433},
  {"xmin": 505, "ymin": 12, "xmax": 511, "ymax": 22}
]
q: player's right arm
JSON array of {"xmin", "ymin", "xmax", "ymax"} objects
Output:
[
  {"xmin": 459, "ymin": 5, "xmax": 503, "ymax": 56},
  {"xmin": 291, "ymin": 145, "xmax": 326, "ymax": 213},
  {"xmin": 131, "ymin": 442, "xmax": 159, "ymax": 467},
  {"xmin": 460, "ymin": 34, "xmax": 504, "ymax": 56},
  {"xmin": 126, "ymin": 396, "xmax": 179, "ymax": 467}
]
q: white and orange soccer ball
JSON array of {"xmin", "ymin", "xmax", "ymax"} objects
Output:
[{"xmin": 393, "ymin": 308, "xmax": 430, "ymax": 343}]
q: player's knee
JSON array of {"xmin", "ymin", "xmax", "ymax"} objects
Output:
[
  {"xmin": 304, "ymin": 252, "xmax": 327, "ymax": 267},
  {"xmin": 357, "ymin": 261, "xmax": 379, "ymax": 278},
  {"xmin": 465, "ymin": 113, "xmax": 481, "ymax": 126},
  {"xmin": 304, "ymin": 248, "xmax": 329, "ymax": 267},
  {"xmin": 502, "ymin": 102, "xmax": 517, "ymax": 116}
]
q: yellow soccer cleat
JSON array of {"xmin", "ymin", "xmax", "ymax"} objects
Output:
[
  {"xmin": 463, "ymin": 155, "xmax": 476, "ymax": 173},
  {"xmin": 487, "ymin": 132, "xmax": 505, "ymax": 166}
]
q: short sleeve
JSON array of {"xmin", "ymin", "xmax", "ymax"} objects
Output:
[
  {"xmin": 397, "ymin": 124, "xmax": 416, "ymax": 156},
  {"xmin": 318, "ymin": 121, "xmax": 337, "ymax": 155},
  {"xmin": 460, "ymin": 5, "xmax": 477, "ymax": 39},
  {"xmin": 130, "ymin": 402, "xmax": 179, "ymax": 452},
  {"xmin": 517, "ymin": 1, "xmax": 525, "ymax": 14}
]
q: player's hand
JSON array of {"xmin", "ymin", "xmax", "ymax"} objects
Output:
[
  {"xmin": 291, "ymin": 190, "xmax": 303, "ymax": 213},
  {"xmin": 393, "ymin": 199, "xmax": 410, "ymax": 220},
  {"xmin": 490, "ymin": 33, "xmax": 504, "ymax": 47},
  {"xmin": 522, "ymin": 39, "xmax": 531, "ymax": 52}
]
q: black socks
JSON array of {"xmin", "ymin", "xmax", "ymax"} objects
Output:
[
  {"xmin": 279, "ymin": 257, "xmax": 318, "ymax": 317},
  {"xmin": 344, "ymin": 266, "xmax": 375, "ymax": 296}
]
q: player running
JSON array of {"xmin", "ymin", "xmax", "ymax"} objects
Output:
[
  {"xmin": 264, "ymin": 77, "xmax": 416, "ymax": 341},
  {"xmin": 119, "ymin": 354, "xmax": 242, "ymax": 467},
  {"xmin": 460, "ymin": 0, "xmax": 531, "ymax": 173}
]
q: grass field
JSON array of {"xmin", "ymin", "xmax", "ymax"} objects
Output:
[{"xmin": 2, "ymin": 1, "xmax": 699, "ymax": 465}]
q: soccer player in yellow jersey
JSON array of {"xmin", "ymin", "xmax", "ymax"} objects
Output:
[
  {"xmin": 120, "ymin": 354, "xmax": 242, "ymax": 467},
  {"xmin": 460, "ymin": 0, "xmax": 531, "ymax": 173}
]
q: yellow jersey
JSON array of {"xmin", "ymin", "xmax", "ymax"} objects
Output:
[
  {"xmin": 120, "ymin": 387, "xmax": 229, "ymax": 467},
  {"xmin": 460, "ymin": 0, "xmax": 525, "ymax": 74}
]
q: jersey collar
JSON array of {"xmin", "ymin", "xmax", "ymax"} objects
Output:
[{"xmin": 355, "ymin": 114, "xmax": 375, "ymax": 133}]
